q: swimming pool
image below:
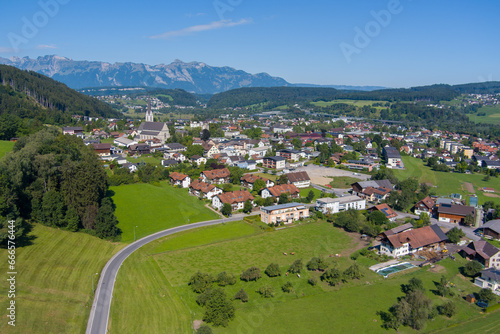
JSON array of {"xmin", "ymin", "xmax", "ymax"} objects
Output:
[{"xmin": 376, "ymin": 262, "xmax": 416, "ymax": 277}]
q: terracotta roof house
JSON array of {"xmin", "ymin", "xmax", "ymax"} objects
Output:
[
  {"xmin": 460, "ymin": 241, "xmax": 500, "ymax": 269},
  {"xmin": 377, "ymin": 223, "xmax": 414, "ymax": 240},
  {"xmin": 481, "ymin": 219, "xmax": 500, "ymax": 240},
  {"xmin": 169, "ymin": 172, "xmax": 191, "ymax": 188},
  {"xmin": 212, "ymin": 190, "xmax": 255, "ymax": 211},
  {"xmin": 362, "ymin": 186, "xmax": 391, "ymax": 203},
  {"xmin": 200, "ymin": 168, "xmax": 231, "ymax": 184},
  {"xmin": 189, "ymin": 179, "xmax": 223, "ymax": 200},
  {"xmin": 261, "ymin": 184, "xmax": 300, "ymax": 201},
  {"xmin": 351, "ymin": 180, "xmax": 393, "ymax": 196},
  {"xmin": 91, "ymin": 143, "xmax": 112, "ymax": 156},
  {"xmin": 240, "ymin": 174, "xmax": 274, "ymax": 190},
  {"xmin": 437, "ymin": 204, "xmax": 475, "ymax": 224},
  {"xmin": 379, "ymin": 225, "xmax": 448, "ymax": 258},
  {"xmin": 414, "ymin": 196, "xmax": 436, "ymax": 216},
  {"xmin": 370, "ymin": 203, "xmax": 398, "ymax": 221},
  {"xmin": 286, "ymin": 171, "xmax": 311, "ymax": 188}
]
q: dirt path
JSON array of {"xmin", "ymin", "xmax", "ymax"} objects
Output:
[
  {"xmin": 484, "ymin": 193, "xmax": 500, "ymax": 198},
  {"xmin": 463, "ymin": 182, "xmax": 475, "ymax": 193}
]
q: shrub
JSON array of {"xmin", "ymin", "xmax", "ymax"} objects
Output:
[
  {"xmin": 258, "ymin": 285, "xmax": 275, "ymax": 298},
  {"xmin": 343, "ymin": 263, "xmax": 363, "ymax": 280},
  {"xmin": 240, "ymin": 267, "xmax": 261, "ymax": 282},
  {"xmin": 282, "ymin": 281, "xmax": 293, "ymax": 293},
  {"xmin": 478, "ymin": 288, "xmax": 497, "ymax": 304},
  {"xmin": 307, "ymin": 257, "xmax": 328, "ymax": 271},
  {"xmin": 462, "ymin": 260, "xmax": 483, "ymax": 277},
  {"xmin": 308, "ymin": 277, "xmax": 317, "ymax": 286},
  {"xmin": 265, "ymin": 263, "xmax": 281, "ymax": 277},
  {"xmin": 288, "ymin": 259, "xmax": 303, "ymax": 274},
  {"xmin": 321, "ymin": 268, "xmax": 342, "ymax": 286},
  {"xmin": 234, "ymin": 289, "xmax": 249, "ymax": 303},
  {"xmin": 437, "ymin": 301, "xmax": 456, "ymax": 318},
  {"xmin": 197, "ymin": 325, "xmax": 213, "ymax": 334},
  {"xmin": 217, "ymin": 271, "xmax": 236, "ymax": 286},
  {"xmin": 189, "ymin": 272, "xmax": 214, "ymax": 293}
]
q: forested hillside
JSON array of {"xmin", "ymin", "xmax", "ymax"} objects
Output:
[
  {"xmin": 0, "ymin": 128, "xmax": 119, "ymax": 245},
  {"xmin": 0, "ymin": 65, "xmax": 121, "ymax": 121}
]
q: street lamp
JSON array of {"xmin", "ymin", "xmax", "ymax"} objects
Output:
[
  {"xmin": 134, "ymin": 225, "xmax": 138, "ymax": 241},
  {"xmin": 91, "ymin": 273, "xmax": 98, "ymax": 293}
]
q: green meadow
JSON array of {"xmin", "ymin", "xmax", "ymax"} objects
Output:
[
  {"xmin": 109, "ymin": 221, "xmax": 489, "ymax": 333},
  {"xmin": 0, "ymin": 225, "xmax": 124, "ymax": 334},
  {"xmin": 394, "ymin": 156, "xmax": 500, "ymax": 206},
  {"xmin": 467, "ymin": 105, "xmax": 500, "ymax": 124},
  {"xmin": 110, "ymin": 182, "xmax": 220, "ymax": 242},
  {"xmin": 0, "ymin": 140, "xmax": 15, "ymax": 159},
  {"xmin": 311, "ymin": 99, "xmax": 388, "ymax": 108}
]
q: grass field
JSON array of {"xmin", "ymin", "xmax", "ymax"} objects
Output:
[
  {"xmin": 109, "ymin": 221, "xmax": 490, "ymax": 333},
  {"xmin": 329, "ymin": 176, "xmax": 360, "ymax": 188},
  {"xmin": 251, "ymin": 172, "xmax": 278, "ymax": 181},
  {"xmin": 467, "ymin": 105, "xmax": 500, "ymax": 124},
  {"xmin": 431, "ymin": 309, "xmax": 500, "ymax": 333},
  {"xmin": 111, "ymin": 182, "xmax": 220, "ymax": 242},
  {"xmin": 0, "ymin": 140, "xmax": 15, "ymax": 159},
  {"xmin": 311, "ymin": 99, "xmax": 387, "ymax": 108},
  {"xmin": 299, "ymin": 186, "xmax": 322, "ymax": 200},
  {"xmin": 394, "ymin": 156, "xmax": 500, "ymax": 206},
  {"xmin": 0, "ymin": 224, "xmax": 124, "ymax": 334}
]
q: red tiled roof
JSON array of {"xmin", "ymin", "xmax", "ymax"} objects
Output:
[
  {"xmin": 170, "ymin": 172, "xmax": 189, "ymax": 181},
  {"xmin": 189, "ymin": 179, "xmax": 218, "ymax": 194},
  {"xmin": 202, "ymin": 168, "xmax": 230, "ymax": 180},
  {"xmin": 373, "ymin": 203, "xmax": 398, "ymax": 219},
  {"xmin": 240, "ymin": 174, "xmax": 270, "ymax": 184},
  {"xmin": 265, "ymin": 184, "xmax": 300, "ymax": 197},
  {"xmin": 286, "ymin": 171, "xmax": 310, "ymax": 183},
  {"xmin": 387, "ymin": 225, "xmax": 446, "ymax": 249},
  {"xmin": 415, "ymin": 196, "xmax": 435, "ymax": 210},
  {"xmin": 217, "ymin": 190, "xmax": 254, "ymax": 204}
]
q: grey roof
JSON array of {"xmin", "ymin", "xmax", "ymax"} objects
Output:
[
  {"xmin": 316, "ymin": 195, "xmax": 364, "ymax": 205},
  {"xmin": 261, "ymin": 202, "xmax": 306, "ymax": 212},
  {"xmin": 139, "ymin": 130, "xmax": 161, "ymax": 136},
  {"xmin": 480, "ymin": 268, "xmax": 500, "ymax": 282},
  {"xmin": 138, "ymin": 122, "xmax": 166, "ymax": 131},
  {"xmin": 355, "ymin": 179, "xmax": 393, "ymax": 189},
  {"xmin": 436, "ymin": 197, "xmax": 454, "ymax": 205},
  {"xmin": 165, "ymin": 143, "xmax": 186, "ymax": 150},
  {"xmin": 384, "ymin": 146, "xmax": 401, "ymax": 159},
  {"xmin": 482, "ymin": 219, "xmax": 500, "ymax": 234},
  {"xmin": 437, "ymin": 204, "xmax": 475, "ymax": 217},
  {"xmin": 430, "ymin": 224, "xmax": 448, "ymax": 241},
  {"xmin": 264, "ymin": 156, "xmax": 287, "ymax": 162},
  {"xmin": 384, "ymin": 222, "xmax": 414, "ymax": 235}
]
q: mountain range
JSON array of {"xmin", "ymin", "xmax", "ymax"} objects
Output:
[{"xmin": 0, "ymin": 55, "xmax": 384, "ymax": 94}]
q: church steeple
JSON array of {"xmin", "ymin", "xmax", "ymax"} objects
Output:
[{"xmin": 145, "ymin": 96, "xmax": 153, "ymax": 122}]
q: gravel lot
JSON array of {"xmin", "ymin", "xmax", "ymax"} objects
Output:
[{"xmin": 295, "ymin": 164, "xmax": 371, "ymax": 186}]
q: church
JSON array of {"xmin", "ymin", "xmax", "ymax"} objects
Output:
[{"xmin": 137, "ymin": 98, "xmax": 170, "ymax": 143}]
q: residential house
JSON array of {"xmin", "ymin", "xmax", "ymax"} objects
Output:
[
  {"xmin": 129, "ymin": 144, "xmax": 151, "ymax": 155},
  {"xmin": 383, "ymin": 146, "xmax": 403, "ymax": 168},
  {"xmin": 200, "ymin": 168, "xmax": 231, "ymax": 184},
  {"xmin": 62, "ymin": 126, "xmax": 84, "ymax": 135},
  {"xmin": 236, "ymin": 160, "xmax": 257, "ymax": 170},
  {"xmin": 121, "ymin": 163, "xmax": 138, "ymax": 173},
  {"xmin": 437, "ymin": 204, "xmax": 475, "ymax": 224},
  {"xmin": 361, "ymin": 186, "xmax": 391, "ymax": 203},
  {"xmin": 212, "ymin": 190, "xmax": 255, "ymax": 211},
  {"xmin": 315, "ymin": 195, "xmax": 366, "ymax": 214},
  {"xmin": 114, "ymin": 137, "xmax": 137, "ymax": 148},
  {"xmin": 190, "ymin": 155, "xmax": 207, "ymax": 166},
  {"xmin": 277, "ymin": 149, "xmax": 301, "ymax": 162},
  {"xmin": 248, "ymin": 146, "xmax": 270, "ymax": 158},
  {"xmin": 286, "ymin": 171, "xmax": 311, "ymax": 188},
  {"xmin": 460, "ymin": 241, "xmax": 500, "ymax": 269},
  {"xmin": 474, "ymin": 268, "xmax": 500, "ymax": 296},
  {"xmin": 91, "ymin": 143, "xmax": 112, "ymax": 156},
  {"xmin": 260, "ymin": 202, "xmax": 309, "ymax": 225},
  {"xmin": 379, "ymin": 224, "xmax": 448, "ymax": 258},
  {"xmin": 351, "ymin": 180, "xmax": 393, "ymax": 196},
  {"xmin": 482, "ymin": 220, "xmax": 500, "ymax": 240},
  {"xmin": 414, "ymin": 196, "xmax": 436, "ymax": 216},
  {"xmin": 377, "ymin": 223, "xmax": 414, "ymax": 241},
  {"xmin": 189, "ymin": 179, "xmax": 223, "ymax": 200},
  {"xmin": 263, "ymin": 156, "xmax": 286, "ymax": 170},
  {"xmin": 161, "ymin": 159, "xmax": 179, "ymax": 167},
  {"xmin": 164, "ymin": 143, "xmax": 186, "ymax": 152},
  {"xmin": 169, "ymin": 172, "xmax": 191, "ymax": 188},
  {"xmin": 240, "ymin": 174, "xmax": 274, "ymax": 190},
  {"xmin": 370, "ymin": 203, "xmax": 398, "ymax": 221},
  {"xmin": 261, "ymin": 184, "xmax": 300, "ymax": 201}
]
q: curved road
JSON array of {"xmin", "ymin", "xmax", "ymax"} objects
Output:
[{"xmin": 86, "ymin": 216, "xmax": 242, "ymax": 334}]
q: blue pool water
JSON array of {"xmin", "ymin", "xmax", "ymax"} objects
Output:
[{"xmin": 376, "ymin": 262, "xmax": 416, "ymax": 277}]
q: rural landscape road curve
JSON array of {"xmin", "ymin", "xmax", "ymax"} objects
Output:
[{"xmin": 86, "ymin": 216, "xmax": 243, "ymax": 334}]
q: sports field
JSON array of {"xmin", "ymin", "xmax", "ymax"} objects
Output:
[
  {"xmin": 110, "ymin": 182, "xmax": 220, "ymax": 242},
  {"xmin": 0, "ymin": 224, "xmax": 124, "ymax": 334}
]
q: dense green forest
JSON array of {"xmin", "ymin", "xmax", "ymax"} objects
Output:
[
  {"xmin": 0, "ymin": 65, "xmax": 121, "ymax": 119},
  {"xmin": 0, "ymin": 128, "xmax": 119, "ymax": 245}
]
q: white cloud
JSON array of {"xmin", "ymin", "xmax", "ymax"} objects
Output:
[
  {"xmin": 150, "ymin": 19, "xmax": 252, "ymax": 40},
  {"xmin": 185, "ymin": 12, "xmax": 206, "ymax": 18},
  {"xmin": 35, "ymin": 44, "xmax": 58, "ymax": 50},
  {"xmin": 0, "ymin": 47, "xmax": 16, "ymax": 53}
]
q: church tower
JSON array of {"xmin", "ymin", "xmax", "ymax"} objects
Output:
[{"xmin": 145, "ymin": 96, "xmax": 154, "ymax": 122}]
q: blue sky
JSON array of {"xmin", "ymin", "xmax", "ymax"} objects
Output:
[{"xmin": 1, "ymin": 0, "xmax": 499, "ymax": 88}]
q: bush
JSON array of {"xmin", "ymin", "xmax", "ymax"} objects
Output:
[
  {"xmin": 462, "ymin": 261, "xmax": 483, "ymax": 277},
  {"xmin": 258, "ymin": 285, "xmax": 275, "ymax": 298},
  {"xmin": 288, "ymin": 259, "xmax": 303, "ymax": 274},
  {"xmin": 240, "ymin": 267, "xmax": 261, "ymax": 282},
  {"xmin": 321, "ymin": 268, "xmax": 342, "ymax": 286},
  {"xmin": 234, "ymin": 289, "xmax": 249, "ymax": 303},
  {"xmin": 189, "ymin": 272, "xmax": 214, "ymax": 293},
  {"xmin": 306, "ymin": 257, "xmax": 328, "ymax": 271},
  {"xmin": 282, "ymin": 281, "xmax": 293, "ymax": 293},
  {"xmin": 308, "ymin": 277, "xmax": 317, "ymax": 286},
  {"xmin": 343, "ymin": 263, "xmax": 363, "ymax": 280},
  {"xmin": 197, "ymin": 325, "xmax": 213, "ymax": 334},
  {"xmin": 217, "ymin": 272, "xmax": 236, "ymax": 286},
  {"xmin": 265, "ymin": 263, "xmax": 281, "ymax": 277},
  {"xmin": 437, "ymin": 301, "xmax": 456, "ymax": 318},
  {"xmin": 197, "ymin": 288, "xmax": 215, "ymax": 306},
  {"xmin": 478, "ymin": 288, "xmax": 497, "ymax": 304}
]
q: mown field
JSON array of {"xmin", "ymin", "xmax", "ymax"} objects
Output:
[
  {"xmin": 111, "ymin": 182, "xmax": 220, "ymax": 242},
  {"xmin": 467, "ymin": 105, "xmax": 500, "ymax": 124},
  {"xmin": 329, "ymin": 176, "xmax": 360, "ymax": 188},
  {"xmin": 0, "ymin": 140, "xmax": 15, "ymax": 159},
  {"xmin": 0, "ymin": 225, "xmax": 124, "ymax": 334},
  {"xmin": 109, "ymin": 221, "xmax": 489, "ymax": 333},
  {"xmin": 311, "ymin": 99, "xmax": 388, "ymax": 108},
  {"xmin": 394, "ymin": 156, "xmax": 500, "ymax": 206}
]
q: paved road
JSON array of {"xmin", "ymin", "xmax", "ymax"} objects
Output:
[{"xmin": 86, "ymin": 216, "xmax": 243, "ymax": 334}]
